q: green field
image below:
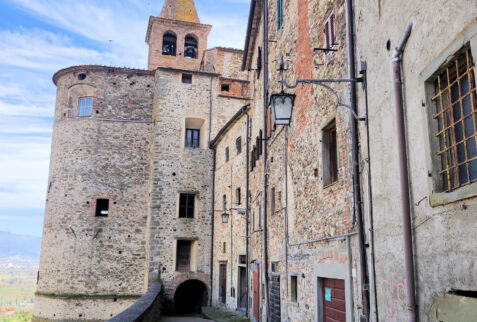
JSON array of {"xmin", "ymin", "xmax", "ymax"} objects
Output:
[
  {"xmin": 0, "ymin": 266, "xmax": 37, "ymax": 318},
  {"xmin": 0, "ymin": 310, "xmax": 33, "ymax": 322}
]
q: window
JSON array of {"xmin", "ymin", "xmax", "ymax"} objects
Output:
[
  {"xmin": 431, "ymin": 46, "xmax": 477, "ymax": 191},
  {"xmin": 259, "ymin": 130, "xmax": 263, "ymax": 156},
  {"xmin": 225, "ymin": 147, "xmax": 230, "ymax": 162},
  {"xmin": 95, "ymin": 199, "xmax": 109, "ymax": 217},
  {"xmin": 221, "ymin": 84, "xmax": 230, "ymax": 92},
  {"xmin": 222, "ymin": 194, "xmax": 227, "ymax": 211},
  {"xmin": 162, "ymin": 32, "xmax": 177, "ymax": 56},
  {"xmin": 184, "ymin": 35, "xmax": 198, "ymax": 59},
  {"xmin": 185, "ymin": 129, "xmax": 200, "ymax": 148},
  {"xmin": 290, "ymin": 275, "xmax": 298, "ymax": 302},
  {"xmin": 182, "ymin": 73, "xmax": 192, "ymax": 84},
  {"xmin": 277, "ymin": 0, "xmax": 283, "ymax": 31},
  {"xmin": 239, "ymin": 255, "xmax": 246, "ymax": 265},
  {"xmin": 271, "ymin": 262, "xmax": 278, "ymax": 273},
  {"xmin": 258, "ymin": 203, "xmax": 262, "ymax": 229},
  {"xmin": 236, "ymin": 187, "xmax": 241, "ymax": 205},
  {"xmin": 323, "ymin": 11, "xmax": 336, "ymax": 58},
  {"xmin": 271, "ymin": 187, "xmax": 275, "ymax": 214},
  {"xmin": 79, "ymin": 97, "xmax": 93, "ymax": 116},
  {"xmin": 323, "ymin": 120, "xmax": 338, "ymax": 186},
  {"xmin": 223, "ymin": 242, "xmax": 226, "ymax": 253},
  {"xmin": 236, "ymin": 137, "xmax": 242, "ymax": 155},
  {"xmin": 176, "ymin": 240, "xmax": 191, "ymax": 271},
  {"xmin": 257, "ymin": 47, "xmax": 262, "ymax": 79},
  {"xmin": 179, "ymin": 193, "xmax": 195, "ymax": 218}
]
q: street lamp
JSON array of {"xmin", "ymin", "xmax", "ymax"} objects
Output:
[{"xmin": 270, "ymin": 91, "xmax": 296, "ymax": 126}]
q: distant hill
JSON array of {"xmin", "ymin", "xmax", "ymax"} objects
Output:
[{"xmin": 0, "ymin": 231, "xmax": 41, "ymax": 259}]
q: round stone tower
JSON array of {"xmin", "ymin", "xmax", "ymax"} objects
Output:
[{"xmin": 33, "ymin": 66, "xmax": 155, "ymax": 321}]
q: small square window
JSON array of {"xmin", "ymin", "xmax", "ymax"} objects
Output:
[
  {"xmin": 79, "ymin": 97, "xmax": 93, "ymax": 116},
  {"xmin": 95, "ymin": 199, "xmax": 109, "ymax": 217},
  {"xmin": 221, "ymin": 84, "xmax": 230, "ymax": 92},
  {"xmin": 179, "ymin": 193, "xmax": 195, "ymax": 218},
  {"xmin": 185, "ymin": 128, "xmax": 200, "ymax": 148},
  {"xmin": 271, "ymin": 262, "xmax": 279, "ymax": 273},
  {"xmin": 182, "ymin": 74, "xmax": 192, "ymax": 84},
  {"xmin": 290, "ymin": 275, "xmax": 298, "ymax": 302}
]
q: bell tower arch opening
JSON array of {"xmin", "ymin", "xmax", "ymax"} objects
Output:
[{"xmin": 174, "ymin": 279, "xmax": 208, "ymax": 315}]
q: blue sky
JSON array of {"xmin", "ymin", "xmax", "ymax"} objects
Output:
[{"xmin": 0, "ymin": 0, "xmax": 250, "ymax": 237}]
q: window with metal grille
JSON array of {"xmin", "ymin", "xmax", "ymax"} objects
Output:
[
  {"xmin": 162, "ymin": 32, "xmax": 177, "ymax": 56},
  {"xmin": 176, "ymin": 240, "xmax": 191, "ymax": 271},
  {"xmin": 432, "ymin": 46, "xmax": 477, "ymax": 191},
  {"xmin": 184, "ymin": 35, "xmax": 198, "ymax": 59},
  {"xmin": 277, "ymin": 0, "xmax": 283, "ymax": 31},
  {"xmin": 236, "ymin": 137, "xmax": 242, "ymax": 155},
  {"xmin": 185, "ymin": 128, "xmax": 200, "ymax": 148},
  {"xmin": 179, "ymin": 193, "xmax": 195, "ymax": 218},
  {"xmin": 95, "ymin": 199, "xmax": 109, "ymax": 217},
  {"xmin": 323, "ymin": 120, "xmax": 338, "ymax": 186},
  {"xmin": 223, "ymin": 194, "xmax": 227, "ymax": 211},
  {"xmin": 323, "ymin": 11, "xmax": 336, "ymax": 58},
  {"xmin": 79, "ymin": 97, "xmax": 93, "ymax": 116}
]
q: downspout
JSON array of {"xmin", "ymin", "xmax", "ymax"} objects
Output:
[
  {"xmin": 245, "ymin": 111, "xmax": 251, "ymax": 317},
  {"xmin": 262, "ymin": 0, "xmax": 271, "ymax": 320},
  {"xmin": 346, "ymin": 0, "xmax": 370, "ymax": 320},
  {"xmin": 392, "ymin": 23, "xmax": 417, "ymax": 322},
  {"xmin": 284, "ymin": 128, "xmax": 289, "ymax": 313},
  {"xmin": 210, "ymin": 148, "xmax": 216, "ymax": 306}
]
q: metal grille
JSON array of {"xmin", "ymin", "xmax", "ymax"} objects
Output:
[{"xmin": 432, "ymin": 47, "xmax": 477, "ymax": 191}]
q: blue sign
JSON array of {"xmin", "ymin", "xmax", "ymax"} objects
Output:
[{"xmin": 325, "ymin": 288, "xmax": 332, "ymax": 302}]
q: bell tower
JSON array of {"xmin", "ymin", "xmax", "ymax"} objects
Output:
[{"xmin": 145, "ymin": 0, "xmax": 212, "ymax": 70}]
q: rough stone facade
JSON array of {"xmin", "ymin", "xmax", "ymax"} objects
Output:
[
  {"xmin": 353, "ymin": 2, "xmax": 477, "ymax": 321},
  {"xmin": 35, "ymin": 0, "xmax": 477, "ymax": 321},
  {"xmin": 35, "ymin": 1, "xmax": 248, "ymax": 320},
  {"xmin": 34, "ymin": 67, "xmax": 155, "ymax": 321}
]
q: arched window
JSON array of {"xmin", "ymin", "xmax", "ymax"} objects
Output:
[
  {"xmin": 184, "ymin": 35, "xmax": 198, "ymax": 59},
  {"xmin": 162, "ymin": 32, "xmax": 177, "ymax": 56}
]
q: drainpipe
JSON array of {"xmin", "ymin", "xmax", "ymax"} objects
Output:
[
  {"xmin": 346, "ymin": 0, "xmax": 370, "ymax": 320},
  {"xmin": 210, "ymin": 148, "xmax": 216, "ymax": 306},
  {"xmin": 245, "ymin": 111, "xmax": 251, "ymax": 317},
  {"xmin": 262, "ymin": 0, "xmax": 271, "ymax": 320},
  {"xmin": 392, "ymin": 23, "xmax": 417, "ymax": 322}
]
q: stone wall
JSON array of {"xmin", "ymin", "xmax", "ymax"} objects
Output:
[
  {"xmin": 354, "ymin": 2, "xmax": 477, "ymax": 321},
  {"xmin": 35, "ymin": 66, "xmax": 155, "ymax": 321}
]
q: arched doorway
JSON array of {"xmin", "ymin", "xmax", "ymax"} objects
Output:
[{"xmin": 174, "ymin": 279, "xmax": 208, "ymax": 315}]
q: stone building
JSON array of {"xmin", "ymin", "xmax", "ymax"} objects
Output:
[
  {"xmin": 34, "ymin": 0, "xmax": 248, "ymax": 320},
  {"xmin": 35, "ymin": 0, "xmax": 477, "ymax": 321}
]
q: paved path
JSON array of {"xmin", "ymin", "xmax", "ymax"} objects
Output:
[{"xmin": 160, "ymin": 316, "xmax": 213, "ymax": 322}]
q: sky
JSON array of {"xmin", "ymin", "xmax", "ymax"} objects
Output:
[{"xmin": 0, "ymin": 0, "xmax": 250, "ymax": 237}]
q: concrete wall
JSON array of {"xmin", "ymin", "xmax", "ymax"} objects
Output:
[
  {"xmin": 353, "ymin": 1, "xmax": 477, "ymax": 321},
  {"xmin": 35, "ymin": 67, "xmax": 155, "ymax": 321}
]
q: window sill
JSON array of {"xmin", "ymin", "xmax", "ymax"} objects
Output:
[
  {"xmin": 429, "ymin": 181, "xmax": 477, "ymax": 207},
  {"xmin": 323, "ymin": 180, "xmax": 339, "ymax": 190}
]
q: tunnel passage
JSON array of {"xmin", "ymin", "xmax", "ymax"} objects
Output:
[{"xmin": 174, "ymin": 279, "xmax": 208, "ymax": 315}]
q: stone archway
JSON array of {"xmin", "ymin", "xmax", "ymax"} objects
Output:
[{"xmin": 174, "ymin": 279, "xmax": 208, "ymax": 315}]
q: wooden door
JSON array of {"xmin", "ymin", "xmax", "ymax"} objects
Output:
[
  {"xmin": 219, "ymin": 263, "xmax": 227, "ymax": 304},
  {"xmin": 253, "ymin": 263, "xmax": 260, "ymax": 322},
  {"xmin": 238, "ymin": 266, "xmax": 247, "ymax": 309},
  {"xmin": 322, "ymin": 278, "xmax": 346, "ymax": 322}
]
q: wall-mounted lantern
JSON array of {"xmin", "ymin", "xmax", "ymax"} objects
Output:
[
  {"xmin": 270, "ymin": 91, "xmax": 296, "ymax": 126},
  {"xmin": 221, "ymin": 212, "xmax": 229, "ymax": 223}
]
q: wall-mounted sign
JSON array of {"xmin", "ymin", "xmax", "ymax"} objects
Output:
[{"xmin": 325, "ymin": 287, "xmax": 332, "ymax": 302}]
